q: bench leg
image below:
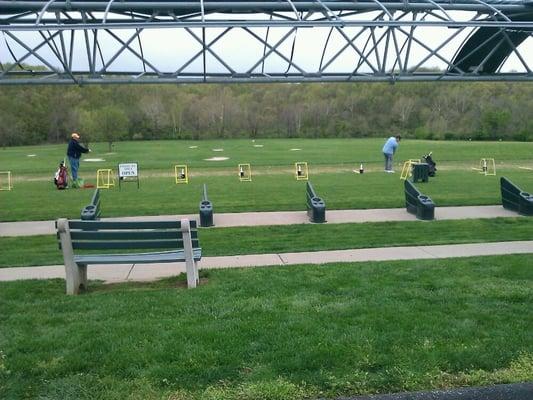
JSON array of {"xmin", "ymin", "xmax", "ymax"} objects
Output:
[
  {"xmin": 185, "ymin": 258, "xmax": 197, "ymax": 289},
  {"xmin": 181, "ymin": 218, "xmax": 199, "ymax": 289},
  {"xmin": 65, "ymin": 262, "xmax": 82, "ymax": 295},
  {"xmin": 193, "ymin": 261, "xmax": 199, "ymax": 285},
  {"xmin": 58, "ymin": 218, "xmax": 84, "ymax": 295},
  {"xmin": 78, "ymin": 264, "xmax": 88, "ymax": 291}
]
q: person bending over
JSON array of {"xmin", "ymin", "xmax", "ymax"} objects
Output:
[{"xmin": 382, "ymin": 134, "xmax": 401, "ymax": 173}]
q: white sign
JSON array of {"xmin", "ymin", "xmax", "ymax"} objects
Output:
[{"xmin": 118, "ymin": 163, "xmax": 138, "ymax": 178}]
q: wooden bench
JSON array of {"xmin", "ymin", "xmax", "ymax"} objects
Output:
[
  {"xmin": 80, "ymin": 188, "xmax": 101, "ymax": 220},
  {"xmin": 306, "ymin": 181, "xmax": 326, "ymax": 223},
  {"xmin": 404, "ymin": 180, "xmax": 435, "ymax": 220},
  {"xmin": 56, "ymin": 218, "xmax": 201, "ymax": 295},
  {"xmin": 501, "ymin": 177, "xmax": 533, "ymax": 216}
]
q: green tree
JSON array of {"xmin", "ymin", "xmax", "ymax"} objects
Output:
[{"xmin": 80, "ymin": 107, "xmax": 129, "ymax": 151}]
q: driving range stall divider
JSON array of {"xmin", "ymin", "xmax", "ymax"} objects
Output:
[
  {"xmin": 500, "ymin": 177, "xmax": 533, "ymax": 216},
  {"xmin": 96, "ymin": 169, "xmax": 115, "ymax": 189},
  {"xmin": 295, "ymin": 162, "xmax": 309, "ymax": 180},
  {"xmin": 80, "ymin": 189, "xmax": 101, "ymax": 221},
  {"xmin": 0, "ymin": 171, "xmax": 12, "ymax": 190},
  {"xmin": 175, "ymin": 165, "xmax": 189, "ymax": 184},
  {"xmin": 412, "ymin": 162, "xmax": 430, "ymax": 183},
  {"xmin": 56, "ymin": 218, "xmax": 201, "ymax": 295},
  {"xmin": 199, "ymin": 184, "xmax": 214, "ymax": 227},
  {"xmin": 306, "ymin": 181, "xmax": 326, "ymax": 223},
  {"xmin": 238, "ymin": 163, "xmax": 252, "ymax": 181},
  {"xmin": 404, "ymin": 180, "xmax": 435, "ymax": 220},
  {"xmin": 118, "ymin": 162, "xmax": 139, "ymax": 189}
]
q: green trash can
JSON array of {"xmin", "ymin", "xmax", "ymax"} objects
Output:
[{"xmin": 412, "ymin": 163, "xmax": 429, "ymax": 183}]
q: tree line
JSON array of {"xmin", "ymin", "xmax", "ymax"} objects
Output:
[{"xmin": 0, "ymin": 81, "xmax": 532, "ymax": 148}]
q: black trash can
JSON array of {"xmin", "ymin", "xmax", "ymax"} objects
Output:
[
  {"xmin": 519, "ymin": 192, "xmax": 533, "ymax": 216},
  {"xmin": 308, "ymin": 196, "xmax": 326, "ymax": 223},
  {"xmin": 199, "ymin": 200, "xmax": 213, "ymax": 227},
  {"xmin": 412, "ymin": 163, "xmax": 429, "ymax": 183},
  {"xmin": 81, "ymin": 205, "xmax": 97, "ymax": 221},
  {"xmin": 417, "ymin": 195, "xmax": 435, "ymax": 220}
]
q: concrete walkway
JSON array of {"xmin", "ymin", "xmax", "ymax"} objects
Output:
[
  {"xmin": 340, "ymin": 382, "xmax": 533, "ymax": 400},
  {"xmin": 0, "ymin": 205, "xmax": 519, "ymax": 237},
  {"xmin": 1, "ymin": 240, "xmax": 532, "ymax": 283}
]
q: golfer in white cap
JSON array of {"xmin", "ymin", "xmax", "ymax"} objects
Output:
[{"xmin": 66, "ymin": 132, "xmax": 90, "ymax": 186}]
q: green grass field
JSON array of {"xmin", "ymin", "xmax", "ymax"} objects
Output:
[
  {"xmin": 2, "ymin": 138, "xmax": 533, "ymax": 174},
  {"xmin": 1, "ymin": 217, "xmax": 532, "ymax": 268},
  {"xmin": 1, "ymin": 255, "xmax": 532, "ymax": 400},
  {"xmin": 2, "ymin": 139, "xmax": 532, "ymax": 399},
  {"xmin": 1, "ymin": 139, "xmax": 533, "ymax": 221}
]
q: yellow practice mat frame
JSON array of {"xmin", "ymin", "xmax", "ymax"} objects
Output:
[
  {"xmin": 175, "ymin": 165, "xmax": 189, "ymax": 184},
  {"xmin": 400, "ymin": 159, "xmax": 421, "ymax": 180},
  {"xmin": 295, "ymin": 162, "xmax": 309, "ymax": 180},
  {"xmin": 479, "ymin": 158, "xmax": 496, "ymax": 176},
  {"xmin": 96, "ymin": 169, "xmax": 115, "ymax": 189},
  {"xmin": 238, "ymin": 163, "xmax": 252, "ymax": 181},
  {"xmin": 0, "ymin": 171, "xmax": 12, "ymax": 191}
]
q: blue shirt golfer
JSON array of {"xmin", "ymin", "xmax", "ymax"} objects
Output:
[
  {"xmin": 66, "ymin": 132, "xmax": 90, "ymax": 184},
  {"xmin": 382, "ymin": 135, "xmax": 401, "ymax": 172}
]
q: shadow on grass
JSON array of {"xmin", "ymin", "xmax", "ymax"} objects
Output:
[{"xmin": 85, "ymin": 271, "xmax": 211, "ymax": 294}]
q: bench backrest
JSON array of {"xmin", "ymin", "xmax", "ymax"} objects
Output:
[{"xmin": 58, "ymin": 220, "xmax": 199, "ymax": 251}]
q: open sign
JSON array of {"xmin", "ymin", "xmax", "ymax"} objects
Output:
[
  {"xmin": 118, "ymin": 162, "xmax": 140, "ymax": 189},
  {"xmin": 118, "ymin": 163, "xmax": 138, "ymax": 178}
]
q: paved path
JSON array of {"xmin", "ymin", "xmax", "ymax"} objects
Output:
[
  {"xmin": 0, "ymin": 205, "xmax": 519, "ymax": 237},
  {"xmin": 1, "ymin": 240, "xmax": 532, "ymax": 283},
  {"xmin": 338, "ymin": 382, "xmax": 533, "ymax": 400}
]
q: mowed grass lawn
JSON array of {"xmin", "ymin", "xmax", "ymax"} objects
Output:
[
  {"xmin": 1, "ymin": 217, "xmax": 532, "ymax": 268},
  {"xmin": 2, "ymin": 168, "xmax": 533, "ymax": 221},
  {"xmin": 1, "ymin": 138, "xmax": 532, "ymax": 400},
  {"xmin": 1, "ymin": 138, "xmax": 533, "ymax": 221},
  {"xmin": 2, "ymin": 138, "xmax": 533, "ymax": 173},
  {"xmin": 1, "ymin": 255, "xmax": 532, "ymax": 400}
]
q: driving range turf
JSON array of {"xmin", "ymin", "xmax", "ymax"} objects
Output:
[{"xmin": 1, "ymin": 138, "xmax": 532, "ymax": 399}]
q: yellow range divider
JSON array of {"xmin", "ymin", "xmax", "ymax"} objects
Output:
[
  {"xmin": 472, "ymin": 158, "xmax": 496, "ymax": 176},
  {"xmin": 96, "ymin": 169, "xmax": 115, "ymax": 189},
  {"xmin": 238, "ymin": 163, "xmax": 252, "ymax": 181},
  {"xmin": 400, "ymin": 159, "xmax": 421, "ymax": 181},
  {"xmin": 0, "ymin": 171, "xmax": 12, "ymax": 191},
  {"xmin": 481, "ymin": 158, "xmax": 496, "ymax": 176},
  {"xmin": 295, "ymin": 162, "xmax": 309, "ymax": 181},
  {"xmin": 175, "ymin": 165, "xmax": 189, "ymax": 184}
]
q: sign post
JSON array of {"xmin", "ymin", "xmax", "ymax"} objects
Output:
[{"xmin": 118, "ymin": 162, "xmax": 139, "ymax": 190}]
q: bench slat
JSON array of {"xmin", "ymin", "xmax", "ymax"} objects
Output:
[
  {"xmin": 71, "ymin": 239, "xmax": 199, "ymax": 250},
  {"xmin": 69, "ymin": 230, "xmax": 198, "ymax": 241},
  {"xmin": 68, "ymin": 220, "xmax": 197, "ymax": 230},
  {"xmin": 74, "ymin": 248, "xmax": 202, "ymax": 265}
]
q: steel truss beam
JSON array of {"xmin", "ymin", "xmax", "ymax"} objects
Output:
[{"xmin": 0, "ymin": 1, "xmax": 532, "ymax": 84}]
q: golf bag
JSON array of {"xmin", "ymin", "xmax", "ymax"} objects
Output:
[
  {"xmin": 422, "ymin": 152, "xmax": 436, "ymax": 177},
  {"xmin": 54, "ymin": 162, "xmax": 68, "ymax": 190}
]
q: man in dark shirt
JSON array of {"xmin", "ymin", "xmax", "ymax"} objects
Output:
[{"xmin": 66, "ymin": 132, "xmax": 90, "ymax": 185}]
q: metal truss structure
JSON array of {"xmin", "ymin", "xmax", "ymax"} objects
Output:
[{"xmin": 0, "ymin": 0, "xmax": 532, "ymax": 84}]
